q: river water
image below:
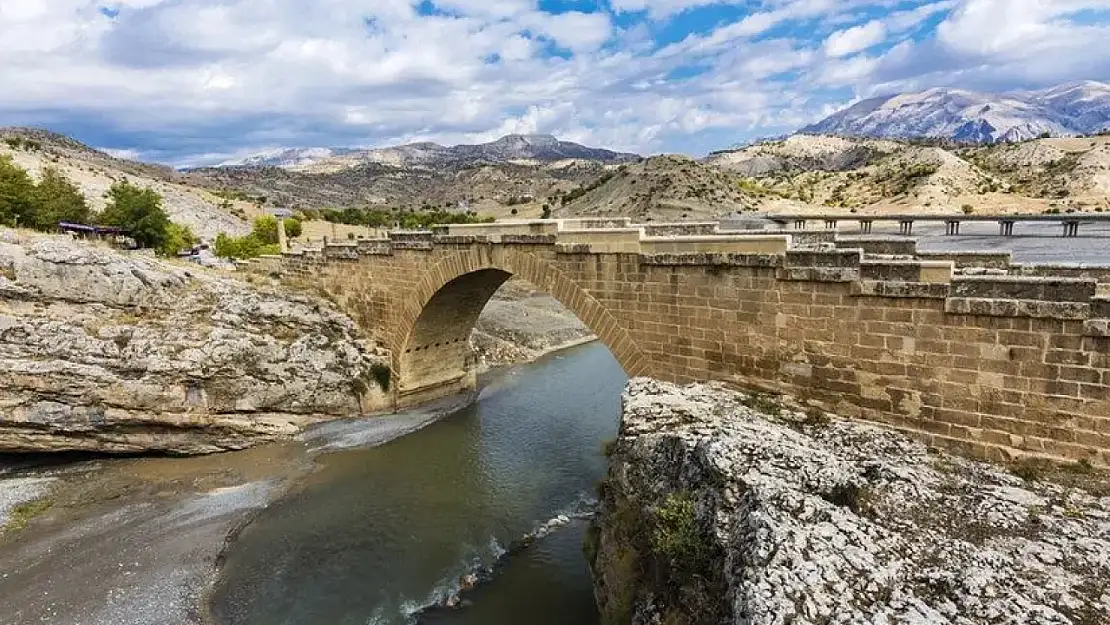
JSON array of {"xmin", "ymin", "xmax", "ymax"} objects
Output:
[{"xmin": 210, "ymin": 342, "xmax": 626, "ymax": 625}]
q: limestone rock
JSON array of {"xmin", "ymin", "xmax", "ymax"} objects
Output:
[
  {"xmin": 591, "ymin": 378, "xmax": 1110, "ymax": 625},
  {"xmin": 470, "ymin": 278, "xmax": 594, "ymax": 367},
  {"xmin": 0, "ymin": 230, "xmax": 390, "ymax": 455}
]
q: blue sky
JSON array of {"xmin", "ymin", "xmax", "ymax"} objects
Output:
[{"xmin": 1, "ymin": 0, "xmax": 1109, "ymax": 166}]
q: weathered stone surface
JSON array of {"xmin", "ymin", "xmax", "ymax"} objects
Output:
[
  {"xmin": 469, "ymin": 279, "xmax": 594, "ymax": 367},
  {"xmin": 592, "ymin": 378, "xmax": 1110, "ymax": 625},
  {"xmin": 0, "ymin": 231, "xmax": 390, "ymax": 455}
]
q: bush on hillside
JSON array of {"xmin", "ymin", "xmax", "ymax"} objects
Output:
[
  {"xmin": 100, "ymin": 181, "xmax": 173, "ymax": 249},
  {"xmin": 0, "ymin": 155, "xmax": 35, "ymax": 227},
  {"xmin": 283, "ymin": 217, "xmax": 302, "ymax": 238},
  {"xmin": 316, "ymin": 207, "xmax": 494, "ymax": 229},
  {"xmin": 212, "ymin": 216, "xmax": 286, "ymax": 259},
  {"xmin": 0, "ymin": 158, "xmax": 193, "ymax": 255},
  {"xmin": 31, "ymin": 167, "xmax": 92, "ymax": 229},
  {"xmin": 159, "ymin": 222, "xmax": 198, "ymax": 257}
]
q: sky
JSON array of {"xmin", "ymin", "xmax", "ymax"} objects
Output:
[{"xmin": 1, "ymin": 0, "xmax": 1110, "ymax": 166}]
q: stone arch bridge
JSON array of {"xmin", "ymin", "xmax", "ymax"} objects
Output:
[{"xmin": 267, "ymin": 219, "xmax": 1110, "ymax": 466}]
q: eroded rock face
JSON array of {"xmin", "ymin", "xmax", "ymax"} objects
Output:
[
  {"xmin": 470, "ymin": 278, "xmax": 595, "ymax": 368},
  {"xmin": 0, "ymin": 231, "xmax": 390, "ymax": 455},
  {"xmin": 591, "ymin": 378, "xmax": 1110, "ymax": 625}
]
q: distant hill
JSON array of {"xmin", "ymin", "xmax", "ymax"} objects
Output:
[
  {"xmin": 217, "ymin": 134, "xmax": 640, "ymax": 173},
  {"xmin": 702, "ymin": 133, "xmax": 1110, "ymax": 215},
  {"xmin": 802, "ymin": 81, "xmax": 1110, "ymax": 144}
]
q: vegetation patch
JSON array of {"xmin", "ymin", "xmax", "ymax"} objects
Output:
[
  {"xmin": 212, "ymin": 216, "xmax": 289, "ymax": 259},
  {"xmin": 369, "ymin": 363, "xmax": 392, "ymax": 393},
  {"xmin": 741, "ymin": 392, "xmax": 782, "ymax": 417},
  {"xmin": 651, "ymin": 492, "xmax": 705, "ymax": 569},
  {"xmin": 301, "ymin": 207, "xmax": 494, "ymax": 229},
  {"xmin": 2, "ymin": 496, "xmax": 54, "ymax": 535},
  {"xmin": 0, "ymin": 156, "xmax": 196, "ymax": 256}
]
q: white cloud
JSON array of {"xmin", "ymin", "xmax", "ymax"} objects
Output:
[
  {"xmin": 2, "ymin": 0, "xmax": 1110, "ymax": 163},
  {"xmin": 824, "ymin": 20, "xmax": 887, "ymax": 57}
]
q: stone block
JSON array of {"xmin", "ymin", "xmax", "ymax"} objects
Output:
[{"xmin": 951, "ymin": 276, "xmax": 1097, "ymax": 303}]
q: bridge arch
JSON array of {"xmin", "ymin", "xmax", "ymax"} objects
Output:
[{"xmin": 391, "ymin": 248, "xmax": 647, "ymax": 406}]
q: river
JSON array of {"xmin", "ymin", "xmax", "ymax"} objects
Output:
[{"xmin": 209, "ymin": 341, "xmax": 626, "ymax": 625}]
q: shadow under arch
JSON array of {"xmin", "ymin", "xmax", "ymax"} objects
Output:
[{"xmin": 393, "ymin": 249, "xmax": 647, "ymax": 406}]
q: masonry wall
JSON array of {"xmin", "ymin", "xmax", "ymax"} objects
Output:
[{"xmin": 279, "ymin": 237, "xmax": 1110, "ymax": 466}]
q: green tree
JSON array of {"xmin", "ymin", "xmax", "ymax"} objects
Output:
[
  {"xmin": 100, "ymin": 181, "xmax": 171, "ymax": 249},
  {"xmin": 0, "ymin": 155, "xmax": 35, "ymax": 227},
  {"xmin": 30, "ymin": 167, "xmax": 91, "ymax": 229},
  {"xmin": 251, "ymin": 215, "xmax": 279, "ymax": 244},
  {"xmin": 158, "ymin": 223, "xmax": 197, "ymax": 257},
  {"xmin": 282, "ymin": 217, "xmax": 302, "ymax": 238}
]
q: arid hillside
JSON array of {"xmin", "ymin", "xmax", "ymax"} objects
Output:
[
  {"xmin": 1, "ymin": 128, "xmax": 253, "ymax": 238},
  {"xmin": 183, "ymin": 158, "xmax": 618, "ymax": 218},
  {"xmin": 554, "ymin": 155, "xmax": 802, "ymax": 221},
  {"xmin": 707, "ymin": 133, "xmax": 1110, "ymax": 215}
]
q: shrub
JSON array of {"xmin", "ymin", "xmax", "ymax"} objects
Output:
[
  {"xmin": 0, "ymin": 155, "xmax": 35, "ymax": 227},
  {"xmin": 159, "ymin": 222, "xmax": 197, "ymax": 257},
  {"xmin": 30, "ymin": 167, "xmax": 91, "ymax": 229},
  {"xmin": 651, "ymin": 492, "xmax": 704, "ymax": 570},
  {"xmin": 252, "ymin": 215, "xmax": 280, "ymax": 245},
  {"xmin": 961, "ymin": 204, "xmax": 974, "ymax": 215},
  {"xmin": 282, "ymin": 217, "xmax": 302, "ymax": 238},
  {"xmin": 100, "ymin": 181, "xmax": 172, "ymax": 249},
  {"xmin": 370, "ymin": 363, "xmax": 391, "ymax": 392}
]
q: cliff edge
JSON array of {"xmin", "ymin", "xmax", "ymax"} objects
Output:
[{"xmin": 591, "ymin": 378, "xmax": 1109, "ymax": 625}]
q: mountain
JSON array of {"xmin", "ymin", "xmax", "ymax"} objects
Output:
[
  {"xmin": 218, "ymin": 134, "xmax": 640, "ymax": 173},
  {"xmin": 802, "ymin": 81, "xmax": 1110, "ymax": 144},
  {"xmin": 219, "ymin": 147, "xmax": 362, "ymax": 168}
]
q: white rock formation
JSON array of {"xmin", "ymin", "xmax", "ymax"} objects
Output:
[
  {"xmin": 592, "ymin": 378, "xmax": 1110, "ymax": 625},
  {"xmin": 0, "ymin": 230, "xmax": 390, "ymax": 455}
]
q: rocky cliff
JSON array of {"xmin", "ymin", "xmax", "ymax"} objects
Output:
[
  {"xmin": 591, "ymin": 378, "xmax": 1109, "ymax": 625},
  {"xmin": 0, "ymin": 229, "xmax": 391, "ymax": 455}
]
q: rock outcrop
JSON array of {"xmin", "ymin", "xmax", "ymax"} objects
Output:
[
  {"xmin": 591, "ymin": 378, "xmax": 1110, "ymax": 625},
  {"xmin": 0, "ymin": 230, "xmax": 391, "ymax": 455},
  {"xmin": 470, "ymin": 278, "xmax": 595, "ymax": 368}
]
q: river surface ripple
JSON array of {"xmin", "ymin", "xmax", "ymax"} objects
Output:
[{"xmin": 210, "ymin": 342, "xmax": 626, "ymax": 625}]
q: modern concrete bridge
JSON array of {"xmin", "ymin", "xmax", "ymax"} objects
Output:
[
  {"xmin": 764, "ymin": 212, "xmax": 1110, "ymax": 236},
  {"xmin": 263, "ymin": 218, "xmax": 1110, "ymax": 466}
]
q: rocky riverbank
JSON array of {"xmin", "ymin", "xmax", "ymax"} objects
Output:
[
  {"xmin": 471, "ymin": 278, "xmax": 595, "ymax": 368},
  {"xmin": 591, "ymin": 378, "xmax": 1110, "ymax": 625},
  {"xmin": 0, "ymin": 229, "xmax": 393, "ymax": 455}
]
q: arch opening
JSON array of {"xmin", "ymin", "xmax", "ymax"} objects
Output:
[
  {"xmin": 398, "ymin": 268, "xmax": 514, "ymax": 405},
  {"xmin": 394, "ymin": 256, "xmax": 645, "ymax": 407}
]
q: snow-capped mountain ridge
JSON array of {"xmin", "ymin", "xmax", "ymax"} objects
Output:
[
  {"xmin": 803, "ymin": 81, "xmax": 1110, "ymax": 143},
  {"xmin": 219, "ymin": 134, "xmax": 639, "ymax": 171}
]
